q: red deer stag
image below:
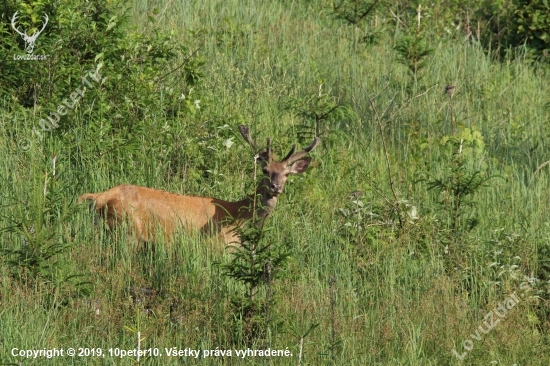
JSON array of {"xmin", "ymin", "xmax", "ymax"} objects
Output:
[{"xmin": 79, "ymin": 125, "xmax": 320, "ymax": 244}]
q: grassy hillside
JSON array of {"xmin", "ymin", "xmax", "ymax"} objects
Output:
[{"xmin": 1, "ymin": 0, "xmax": 550, "ymax": 364}]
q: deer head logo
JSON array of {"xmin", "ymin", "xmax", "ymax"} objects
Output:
[{"xmin": 11, "ymin": 11, "xmax": 49, "ymax": 54}]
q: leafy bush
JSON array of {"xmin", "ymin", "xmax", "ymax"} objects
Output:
[
  {"xmin": 479, "ymin": 0, "xmax": 550, "ymax": 60},
  {"xmin": 1, "ymin": 0, "xmax": 205, "ymax": 182},
  {"xmin": 507, "ymin": 0, "xmax": 550, "ymax": 58}
]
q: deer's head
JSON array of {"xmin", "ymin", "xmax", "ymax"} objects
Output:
[{"xmin": 238, "ymin": 125, "xmax": 320, "ymax": 198}]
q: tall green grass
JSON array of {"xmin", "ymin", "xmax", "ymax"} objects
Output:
[{"xmin": 1, "ymin": 0, "xmax": 550, "ymax": 364}]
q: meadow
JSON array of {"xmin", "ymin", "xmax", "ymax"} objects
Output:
[{"xmin": 1, "ymin": 0, "xmax": 550, "ymax": 364}]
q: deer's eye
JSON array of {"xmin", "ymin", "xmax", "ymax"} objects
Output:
[
  {"xmin": 285, "ymin": 172, "xmax": 290, "ymax": 177},
  {"xmin": 262, "ymin": 168, "xmax": 268, "ymax": 174}
]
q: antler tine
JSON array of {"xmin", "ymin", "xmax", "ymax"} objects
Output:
[
  {"xmin": 39, "ymin": 14, "xmax": 49, "ymax": 33},
  {"xmin": 266, "ymin": 137, "xmax": 272, "ymax": 159},
  {"xmin": 238, "ymin": 125, "xmax": 258, "ymax": 150},
  {"xmin": 11, "ymin": 12, "xmax": 26, "ymax": 37},
  {"xmin": 239, "ymin": 125, "xmax": 274, "ymax": 161},
  {"xmin": 281, "ymin": 144, "xmax": 296, "ymax": 162},
  {"xmin": 284, "ymin": 137, "xmax": 321, "ymax": 164}
]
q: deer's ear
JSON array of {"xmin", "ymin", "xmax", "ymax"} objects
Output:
[{"xmin": 289, "ymin": 157, "xmax": 312, "ymax": 174}]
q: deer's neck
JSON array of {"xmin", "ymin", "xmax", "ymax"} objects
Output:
[
  {"xmin": 256, "ymin": 189, "xmax": 278, "ymax": 219},
  {"xmin": 230, "ymin": 184, "xmax": 278, "ymax": 223}
]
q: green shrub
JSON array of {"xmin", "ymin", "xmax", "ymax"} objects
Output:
[
  {"xmin": 1, "ymin": 0, "xmax": 205, "ymax": 183},
  {"xmin": 480, "ymin": 0, "xmax": 550, "ymax": 60}
]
